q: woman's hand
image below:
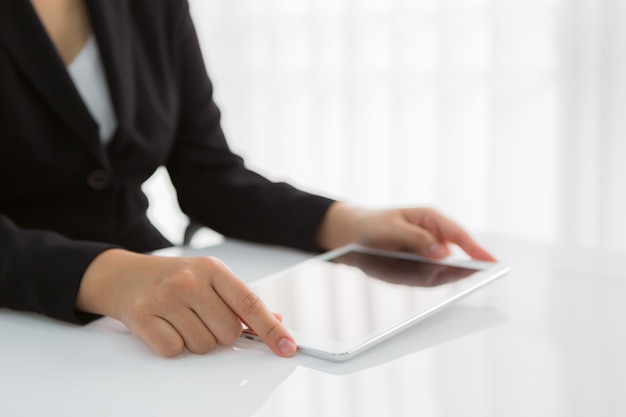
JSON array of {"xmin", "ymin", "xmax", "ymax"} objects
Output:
[
  {"xmin": 316, "ymin": 203, "xmax": 496, "ymax": 261},
  {"xmin": 75, "ymin": 250, "xmax": 297, "ymax": 358}
]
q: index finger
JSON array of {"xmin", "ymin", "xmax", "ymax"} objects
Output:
[
  {"xmin": 210, "ymin": 263, "xmax": 297, "ymax": 357},
  {"xmin": 427, "ymin": 213, "xmax": 497, "ymax": 262}
]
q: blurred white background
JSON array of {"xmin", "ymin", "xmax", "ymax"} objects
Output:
[{"xmin": 144, "ymin": 0, "xmax": 626, "ymax": 253}]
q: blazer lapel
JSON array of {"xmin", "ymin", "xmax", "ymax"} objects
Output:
[
  {"xmin": 86, "ymin": 0, "xmax": 134, "ymax": 149},
  {"xmin": 0, "ymin": 0, "xmax": 106, "ymax": 166}
]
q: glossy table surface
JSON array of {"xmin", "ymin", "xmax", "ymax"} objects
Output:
[{"xmin": 1, "ymin": 235, "xmax": 625, "ymax": 417}]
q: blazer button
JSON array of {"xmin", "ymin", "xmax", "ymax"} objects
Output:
[{"xmin": 87, "ymin": 169, "xmax": 111, "ymax": 190}]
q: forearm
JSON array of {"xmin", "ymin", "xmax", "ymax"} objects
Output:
[{"xmin": 0, "ymin": 214, "xmax": 115, "ymax": 323}]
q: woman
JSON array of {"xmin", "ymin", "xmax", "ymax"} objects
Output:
[{"xmin": 0, "ymin": 0, "xmax": 495, "ymax": 358}]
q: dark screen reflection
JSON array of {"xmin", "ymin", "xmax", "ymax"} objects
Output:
[{"xmin": 331, "ymin": 251, "xmax": 477, "ymax": 287}]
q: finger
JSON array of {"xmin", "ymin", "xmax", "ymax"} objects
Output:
[
  {"xmin": 241, "ymin": 312, "xmax": 284, "ymax": 337},
  {"xmin": 163, "ymin": 307, "xmax": 218, "ymax": 354},
  {"xmin": 433, "ymin": 218, "xmax": 496, "ymax": 261},
  {"xmin": 192, "ymin": 291, "xmax": 243, "ymax": 346},
  {"xmin": 132, "ymin": 315, "xmax": 185, "ymax": 358},
  {"xmin": 396, "ymin": 222, "xmax": 451, "ymax": 259},
  {"xmin": 411, "ymin": 210, "xmax": 496, "ymax": 261},
  {"xmin": 454, "ymin": 236, "xmax": 497, "ymax": 261},
  {"xmin": 213, "ymin": 277, "xmax": 297, "ymax": 357}
]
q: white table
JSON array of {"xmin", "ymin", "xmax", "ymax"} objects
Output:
[{"xmin": 1, "ymin": 235, "xmax": 625, "ymax": 417}]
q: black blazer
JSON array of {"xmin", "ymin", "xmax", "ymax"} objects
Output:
[{"xmin": 0, "ymin": 0, "xmax": 333, "ymax": 323}]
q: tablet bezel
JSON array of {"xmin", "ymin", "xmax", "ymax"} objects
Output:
[{"xmin": 243, "ymin": 244, "xmax": 510, "ymax": 362}]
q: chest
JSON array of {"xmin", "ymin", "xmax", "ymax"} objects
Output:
[{"xmin": 0, "ymin": 25, "xmax": 180, "ymax": 201}]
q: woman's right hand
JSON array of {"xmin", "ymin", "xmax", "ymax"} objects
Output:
[{"xmin": 75, "ymin": 249, "xmax": 297, "ymax": 358}]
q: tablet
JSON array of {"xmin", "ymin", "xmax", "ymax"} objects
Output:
[{"xmin": 243, "ymin": 244, "xmax": 510, "ymax": 361}]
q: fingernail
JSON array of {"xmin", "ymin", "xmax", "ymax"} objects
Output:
[
  {"xmin": 277, "ymin": 338, "xmax": 297, "ymax": 356},
  {"xmin": 427, "ymin": 243, "xmax": 446, "ymax": 258}
]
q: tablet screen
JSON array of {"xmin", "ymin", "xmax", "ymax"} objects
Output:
[{"xmin": 252, "ymin": 250, "xmax": 484, "ymax": 346}]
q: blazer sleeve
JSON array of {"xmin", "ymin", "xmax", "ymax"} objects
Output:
[
  {"xmin": 165, "ymin": 1, "xmax": 335, "ymax": 252},
  {"xmin": 0, "ymin": 213, "xmax": 115, "ymax": 323}
]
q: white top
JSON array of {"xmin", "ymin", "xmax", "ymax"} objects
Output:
[{"xmin": 67, "ymin": 36, "xmax": 118, "ymax": 145}]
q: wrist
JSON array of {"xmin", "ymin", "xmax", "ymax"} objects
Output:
[
  {"xmin": 315, "ymin": 202, "xmax": 365, "ymax": 250},
  {"xmin": 75, "ymin": 248, "xmax": 140, "ymax": 319}
]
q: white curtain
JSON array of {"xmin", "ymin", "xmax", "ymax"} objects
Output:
[{"xmin": 144, "ymin": 0, "xmax": 626, "ymax": 254}]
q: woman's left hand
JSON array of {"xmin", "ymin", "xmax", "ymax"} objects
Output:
[{"xmin": 316, "ymin": 203, "xmax": 496, "ymax": 261}]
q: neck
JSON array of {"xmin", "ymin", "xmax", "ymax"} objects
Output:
[{"xmin": 30, "ymin": 0, "xmax": 92, "ymax": 66}]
